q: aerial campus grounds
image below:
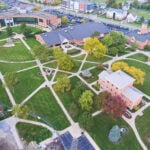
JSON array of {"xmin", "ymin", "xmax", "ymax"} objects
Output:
[{"xmin": 0, "ymin": 6, "xmax": 150, "ymax": 150}]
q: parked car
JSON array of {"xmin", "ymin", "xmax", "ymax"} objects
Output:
[{"xmin": 123, "ymin": 111, "xmax": 132, "ymax": 119}]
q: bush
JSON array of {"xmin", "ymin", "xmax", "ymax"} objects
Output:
[{"xmin": 144, "ymin": 45, "xmax": 150, "ymax": 51}]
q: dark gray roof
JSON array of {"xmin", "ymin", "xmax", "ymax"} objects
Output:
[
  {"xmin": 39, "ymin": 22, "xmax": 110, "ymax": 46},
  {"xmin": 125, "ymin": 30, "xmax": 150, "ymax": 42}
]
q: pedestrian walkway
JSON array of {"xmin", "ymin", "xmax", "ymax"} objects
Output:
[{"xmin": 0, "ymin": 72, "xmax": 16, "ymax": 106}]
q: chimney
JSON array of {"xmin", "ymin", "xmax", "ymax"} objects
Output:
[{"xmin": 140, "ymin": 21, "xmax": 148, "ymax": 34}]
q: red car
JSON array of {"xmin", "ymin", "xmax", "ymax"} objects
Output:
[{"xmin": 123, "ymin": 111, "xmax": 132, "ymax": 119}]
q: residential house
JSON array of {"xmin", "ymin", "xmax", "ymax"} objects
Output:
[
  {"xmin": 106, "ymin": 8, "xmax": 127, "ymax": 20},
  {"xmin": 99, "ymin": 70, "xmax": 144, "ymax": 109},
  {"xmin": 126, "ymin": 13, "xmax": 137, "ymax": 23}
]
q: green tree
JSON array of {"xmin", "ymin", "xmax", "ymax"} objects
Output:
[
  {"xmin": 109, "ymin": 47, "xmax": 118, "ymax": 56},
  {"xmin": 53, "ymin": 47, "xmax": 74, "ymax": 71},
  {"xmin": 91, "ymin": 31, "xmax": 100, "ymax": 38},
  {"xmin": 79, "ymin": 90, "xmax": 94, "ymax": 111},
  {"xmin": 78, "ymin": 112, "xmax": 94, "ymax": 130},
  {"xmin": 71, "ymin": 83, "xmax": 85, "ymax": 101},
  {"xmin": 12, "ymin": 105, "xmax": 29, "ymax": 119},
  {"xmin": 33, "ymin": 45, "xmax": 50, "ymax": 62},
  {"xmin": 58, "ymin": 55, "xmax": 74, "ymax": 71},
  {"xmin": 6, "ymin": 25, "xmax": 13, "ymax": 36},
  {"xmin": 61, "ymin": 16, "xmax": 68, "ymax": 26},
  {"xmin": 84, "ymin": 37, "xmax": 107, "ymax": 58},
  {"xmin": 20, "ymin": 23, "xmax": 26, "ymax": 32},
  {"xmin": 23, "ymin": 27, "xmax": 32, "ymax": 37},
  {"xmin": 102, "ymin": 31, "xmax": 126, "ymax": 54},
  {"xmin": 54, "ymin": 75, "xmax": 71, "ymax": 93},
  {"xmin": 69, "ymin": 102, "xmax": 79, "ymax": 118},
  {"xmin": 130, "ymin": 42, "xmax": 137, "ymax": 51},
  {"xmin": 4, "ymin": 72, "xmax": 18, "ymax": 93}
]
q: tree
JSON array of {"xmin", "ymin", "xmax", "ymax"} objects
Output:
[
  {"xmin": 102, "ymin": 95, "xmax": 126, "ymax": 118},
  {"xmin": 69, "ymin": 102, "xmax": 79, "ymax": 118},
  {"xmin": 6, "ymin": 25, "xmax": 13, "ymax": 36},
  {"xmin": 130, "ymin": 42, "xmax": 137, "ymax": 51},
  {"xmin": 111, "ymin": 61, "xmax": 145, "ymax": 85},
  {"xmin": 91, "ymin": 31, "xmax": 100, "ymax": 38},
  {"xmin": 23, "ymin": 27, "xmax": 32, "ymax": 37},
  {"xmin": 84, "ymin": 37, "xmax": 107, "ymax": 58},
  {"xmin": 71, "ymin": 82, "xmax": 85, "ymax": 101},
  {"xmin": 4, "ymin": 72, "xmax": 18, "ymax": 93},
  {"xmin": 54, "ymin": 75, "xmax": 71, "ymax": 93},
  {"xmin": 78, "ymin": 112, "xmax": 94, "ymax": 130},
  {"xmin": 12, "ymin": 104, "xmax": 29, "ymax": 119},
  {"xmin": 33, "ymin": 45, "xmax": 50, "ymax": 62},
  {"xmin": 61, "ymin": 16, "xmax": 68, "ymax": 26},
  {"xmin": 109, "ymin": 47, "xmax": 118, "ymax": 56},
  {"xmin": 79, "ymin": 90, "xmax": 94, "ymax": 111},
  {"xmin": 20, "ymin": 23, "xmax": 26, "ymax": 32},
  {"xmin": 111, "ymin": 61, "xmax": 128, "ymax": 71},
  {"xmin": 53, "ymin": 47, "xmax": 74, "ymax": 71},
  {"xmin": 58, "ymin": 55, "xmax": 74, "ymax": 71},
  {"xmin": 102, "ymin": 31, "xmax": 126, "ymax": 54}
]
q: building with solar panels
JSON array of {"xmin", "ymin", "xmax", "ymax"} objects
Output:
[{"xmin": 45, "ymin": 131, "xmax": 95, "ymax": 150}]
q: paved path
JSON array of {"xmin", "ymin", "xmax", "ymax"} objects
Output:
[
  {"xmin": 19, "ymin": 35, "xmax": 75, "ymax": 126},
  {"xmin": 0, "ymin": 72, "xmax": 16, "ymax": 106},
  {"xmin": 122, "ymin": 103, "xmax": 150, "ymax": 150},
  {"xmin": 20, "ymin": 82, "xmax": 46, "ymax": 106}
]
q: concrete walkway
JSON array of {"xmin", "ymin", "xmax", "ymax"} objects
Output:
[{"xmin": 0, "ymin": 72, "xmax": 16, "ymax": 106}]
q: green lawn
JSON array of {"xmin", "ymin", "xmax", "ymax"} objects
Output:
[
  {"xmin": 86, "ymin": 55, "xmax": 111, "ymax": 63},
  {"xmin": 26, "ymin": 88, "xmax": 70, "ymax": 130},
  {"xmin": 12, "ymin": 26, "xmax": 43, "ymax": 34},
  {"xmin": 136, "ymin": 107, "xmax": 150, "ymax": 149},
  {"xmin": 81, "ymin": 62, "xmax": 97, "ymax": 70},
  {"xmin": 44, "ymin": 61, "xmax": 57, "ymax": 69},
  {"xmin": 127, "ymin": 53, "xmax": 148, "ymax": 62},
  {"xmin": 129, "ymin": 9, "xmax": 150, "ymax": 20},
  {"xmin": 72, "ymin": 54, "xmax": 86, "ymax": 61},
  {"xmin": 0, "ymin": 81, "xmax": 11, "ymax": 107},
  {"xmin": 0, "ymin": 40, "xmax": 6, "ymax": 46},
  {"xmin": 0, "ymin": 31, "xmax": 8, "ymax": 40},
  {"xmin": 0, "ymin": 62, "xmax": 36, "ymax": 74},
  {"xmin": 71, "ymin": 61, "xmax": 82, "ymax": 72},
  {"xmin": 87, "ymin": 113, "xmax": 142, "ymax": 150},
  {"xmin": 16, "ymin": 122, "xmax": 52, "ymax": 143},
  {"xmin": 0, "ymin": 42, "xmax": 33, "ymax": 61},
  {"xmin": 13, "ymin": 68, "xmax": 44, "ymax": 104},
  {"xmin": 123, "ymin": 59, "xmax": 150, "ymax": 96},
  {"xmin": 25, "ymin": 37, "xmax": 41, "ymax": 49}
]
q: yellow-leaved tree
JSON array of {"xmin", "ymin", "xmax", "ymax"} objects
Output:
[
  {"xmin": 111, "ymin": 61, "xmax": 145, "ymax": 85},
  {"xmin": 84, "ymin": 37, "xmax": 107, "ymax": 58}
]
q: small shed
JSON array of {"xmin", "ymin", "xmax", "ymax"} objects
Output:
[
  {"xmin": 81, "ymin": 70, "xmax": 92, "ymax": 78},
  {"xmin": 108, "ymin": 125, "xmax": 121, "ymax": 143}
]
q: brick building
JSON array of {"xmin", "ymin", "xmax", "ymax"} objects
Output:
[{"xmin": 99, "ymin": 70, "xmax": 143, "ymax": 110}]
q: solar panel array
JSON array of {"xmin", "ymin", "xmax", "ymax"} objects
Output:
[
  {"xmin": 60, "ymin": 132, "xmax": 95, "ymax": 150},
  {"xmin": 60, "ymin": 132, "xmax": 73, "ymax": 150},
  {"xmin": 77, "ymin": 135, "xmax": 95, "ymax": 150}
]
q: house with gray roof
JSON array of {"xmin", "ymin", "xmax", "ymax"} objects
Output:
[
  {"xmin": 35, "ymin": 22, "xmax": 110, "ymax": 46},
  {"xmin": 99, "ymin": 70, "xmax": 144, "ymax": 109},
  {"xmin": 106, "ymin": 8, "xmax": 127, "ymax": 20}
]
